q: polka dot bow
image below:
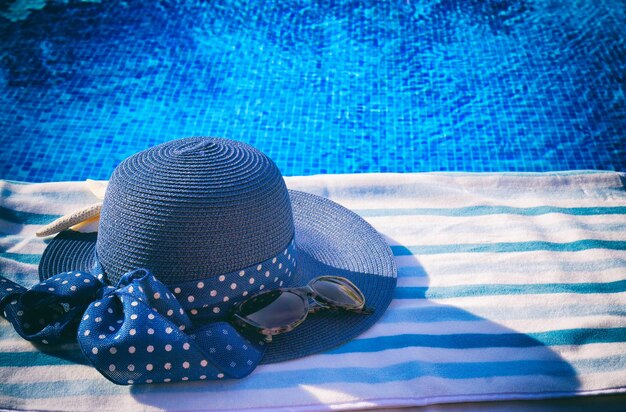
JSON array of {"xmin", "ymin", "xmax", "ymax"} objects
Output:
[{"xmin": 0, "ymin": 269, "xmax": 265, "ymax": 385}]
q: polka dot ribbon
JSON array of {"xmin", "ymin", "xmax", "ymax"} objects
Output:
[{"xmin": 0, "ymin": 269, "xmax": 265, "ymax": 385}]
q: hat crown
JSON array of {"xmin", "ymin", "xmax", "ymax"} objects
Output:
[{"xmin": 96, "ymin": 137, "xmax": 294, "ymax": 285}]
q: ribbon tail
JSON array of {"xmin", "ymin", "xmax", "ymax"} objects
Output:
[
  {"xmin": 0, "ymin": 277, "xmax": 34, "ymax": 341},
  {"xmin": 0, "ymin": 271, "xmax": 102, "ymax": 345}
]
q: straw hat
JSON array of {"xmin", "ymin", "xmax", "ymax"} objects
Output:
[{"xmin": 39, "ymin": 137, "xmax": 397, "ymax": 364}]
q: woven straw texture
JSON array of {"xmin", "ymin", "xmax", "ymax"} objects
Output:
[{"xmin": 97, "ymin": 137, "xmax": 294, "ymax": 285}]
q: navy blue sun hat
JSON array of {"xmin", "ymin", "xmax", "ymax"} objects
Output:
[{"xmin": 38, "ymin": 137, "xmax": 397, "ymax": 364}]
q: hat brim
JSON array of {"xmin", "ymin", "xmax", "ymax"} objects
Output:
[{"xmin": 39, "ymin": 190, "xmax": 397, "ymax": 363}]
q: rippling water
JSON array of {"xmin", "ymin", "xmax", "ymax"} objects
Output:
[{"xmin": 0, "ymin": 0, "xmax": 624, "ymax": 181}]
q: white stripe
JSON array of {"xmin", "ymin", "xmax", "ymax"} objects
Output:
[
  {"xmin": 374, "ymin": 213, "xmax": 626, "ymax": 245},
  {"xmin": 0, "ymin": 181, "xmax": 88, "ymax": 195},
  {"xmin": 397, "ymin": 267, "xmax": 626, "ymax": 287},
  {"xmin": 575, "ymin": 368, "xmax": 626, "ymax": 395},
  {"xmin": 0, "ymin": 258, "xmax": 38, "ymax": 276},
  {"xmin": 0, "ymin": 181, "xmax": 98, "ymax": 215},
  {"xmin": 0, "ymin": 236, "xmax": 48, "ymax": 255},
  {"xmin": 395, "ymin": 248, "xmax": 626, "ymax": 271},
  {"xmin": 388, "ymin": 292, "xmax": 626, "ymax": 310},
  {"xmin": 0, "ymin": 395, "xmax": 159, "ymax": 412},
  {"xmin": 0, "ymin": 365, "xmax": 104, "ymax": 383},
  {"xmin": 0, "ymin": 337, "xmax": 80, "ymax": 352},
  {"xmin": 0, "ymin": 387, "xmax": 372, "ymax": 412},
  {"xmin": 286, "ymin": 172, "xmax": 626, "ymax": 209},
  {"xmin": 367, "ymin": 317, "xmax": 626, "ymax": 338},
  {"xmin": 350, "ymin": 193, "xmax": 626, "ymax": 210}
]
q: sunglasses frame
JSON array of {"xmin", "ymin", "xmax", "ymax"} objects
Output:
[{"xmin": 231, "ymin": 275, "xmax": 370, "ymax": 341}]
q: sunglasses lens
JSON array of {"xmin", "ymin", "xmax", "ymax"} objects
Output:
[
  {"xmin": 238, "ymin": 290, "xmax": 306, "ymax": 329},
  {"xmin": 310, "ymin": 277, "xmax": 364, "ymax": 307}
]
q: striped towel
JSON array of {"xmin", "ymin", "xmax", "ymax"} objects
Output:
[{"xmin": 1, "ymin": 171, "xmax": 626, "ymax": 411}]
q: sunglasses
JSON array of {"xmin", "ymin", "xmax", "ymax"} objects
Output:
[{"xmin": 231, "ymin": 276, "xmax": 372, "ymax": 342}]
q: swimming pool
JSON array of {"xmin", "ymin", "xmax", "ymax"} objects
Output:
[{"xmin": 1, "ymin": 0, "xmax": 624, "ymax": 182}]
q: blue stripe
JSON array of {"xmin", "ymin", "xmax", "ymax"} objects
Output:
[
  {"xmin": 398, "ymin": 258, "xmax": 626, "ymax": 278},
  {"xmin": 0, "ymin": 358, "xmax": 581, "ymax": 396},
  {"xmin": 332, "ymin": 327, "xmax": 626, "ymax": 354},
  {"xmin": 392, "ymin": 239, "xmax": 626, "ymax": 255},
  {"xmin": 0, "ymin": 206, "xmax": 60, "ymax": 225},
  {"xmin": 397, "ymin": 266, "xmax": 429, "ymax": 278},
  {"xmin": 3, "ymin": 327, "xmax": 623, "ymax": 370},
  {"xmin": 0, "ymin": 252, "xmax": 41, "ymax": 265},
  {"xmin": 6, "ymin": 302, "xmax": 618, "ymax": 341},
  {"xmin": 357, "ymin": 205, "xmax": 626, "ymax": 218},
  {"xmin": 395, "ymin": 280, "xmax": 626, "ymax": 299},
  {"xmin": 0, "ymin": 351, "xmax": 84, "ymax": 367}
]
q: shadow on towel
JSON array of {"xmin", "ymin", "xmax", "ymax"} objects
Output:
[
  {"xmin": 351, "ymin": 243, "xmax": 580, "ymax": 403},
  {"xmin": 126, "ymin": 241, "xmax": 579, "ymax": 410}
]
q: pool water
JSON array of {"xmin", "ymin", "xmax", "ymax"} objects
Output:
[{"xmin": 1, "ymin": 0, "xmax": 624, "ymax": 182}]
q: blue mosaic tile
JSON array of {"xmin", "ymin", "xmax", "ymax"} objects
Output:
[{"xmin": 0, "ymin": 0, "xmax": 625, "ymax": 182}]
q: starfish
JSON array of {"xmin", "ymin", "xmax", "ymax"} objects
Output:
[{"xmin": 36, "ymin": 203, "xmax": 103, "ymax": 237}]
